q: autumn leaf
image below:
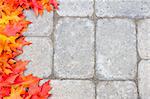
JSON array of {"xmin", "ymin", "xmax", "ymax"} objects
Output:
[
  {"xmin": 40, "ymin": 80, "xmax": 51, "ymax": 97},
  {"xmin": 50, "ymin": 0, "xmax": 58, "ymax": 9},
  {"xmin": 3, "ymin": 86, "xmax": 23, "ymax": 99},
  {"xmin": 0, "ymin": 0, "xmax": 58, "ymax": 98},
  {"xmin": 12, "ymin": 60, "xmax": 29, "ymax": 74}
]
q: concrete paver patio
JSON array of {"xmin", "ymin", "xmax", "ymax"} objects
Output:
[{"xmin": 22, "ymin": 0, "xmax": 150, "ymax": 99}]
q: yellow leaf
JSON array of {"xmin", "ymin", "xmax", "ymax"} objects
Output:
[{"xmin": 4, "ymin": 86, "xmax": 23, "ymax": 99}]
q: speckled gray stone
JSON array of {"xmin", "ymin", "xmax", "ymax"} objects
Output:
[
  {"xmin": 95, "ymin": 0, "xmax": 150, "ymax": 18},
  {"xmin": 24, "ymin": 10, "xmax": 53, "ymax": 36},
  {"xmin": 96, "ymin": 19, "xmax": 137, "ymax": 80},
  {"xmin": 54, "ymin": 18, "xmax": 94, "ymax": 78},
  {"xmin": 50, "ymin": 80, "xmax": 95, "ymax": 99},
  {"xmin": 57, "ymin": 0, "xmax": 94, "ymax": 16},
  {"xmin": 138, "ymin": 19, "xmax": 150, "ymax": 59},
  {"xmin": 97, "ymin": 81, "xmax": 137, "ymax": 99},
  {"xmin": 138, "ymin": 60, "xmax": 150, "ymax": 99},
  {"xmin": 17, "ymin": 37, "xmax": 53, "ymax": 78}
]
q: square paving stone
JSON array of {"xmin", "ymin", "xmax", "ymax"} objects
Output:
[
  {"xmin": 54, "ymin": 18, "xmax": 94, "ymax": 78},
  {"xmin": 97, "ymin": 81, "xmax": 137, "ymax": 99},
  {"xmin": 95, "ymin": 0, "xmax": 150, "ymax": 18},
  {"xmin": 138, "ymin": 60, "xmax": 150, "ymax": 99},
  {"xmin": 24, "ymin": 10, "xmax": 53, "ymax": 36},
  {"xmin": 57, "ymin": 0, "xmax": 94, "ymax": 16},
  {"xmin": 50, "ymin": 80, "xmax": 95, "ymax": 99},
  {"xmin": 96, "ymin": 19, "xmax": 137, "ymax": 80},
  {"xmin": 17, "ymin": 37, "xmax": 53, "ymax": 78},
  {"xmin": 138, "ymin": 19, "xmax": 150, "ymax": 59}
]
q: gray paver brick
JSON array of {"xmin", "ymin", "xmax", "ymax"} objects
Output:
[
  {"xmin": 57, "ymin": 0, "xmax": 94, "ymax": 16},
  {"xmin": 95, "ymin": 0, "xmax": 150, "ymax": 18},
  {"xmin": 50, "ymin": 80, "xmax": 95, "ymax": 99},
  {"xmin": 138, "ymin": 19, "xmax": 150, "ymax": 59},
  {"xmin": 24, "ymin": 10, "xmax": 53, "ymax": 36},
  {"xmin": 17, "ymin": 37, "xmax": 53, "ymax": 78},
  {"xmin": 54, "ymin": 18, "xmax": 94, "ymax": 78},
  {"xmin": 138, "ymin": 60, "xmax": 150, "ymax": 99},
  {"xmin": 97, "ymin": 81, "xmax": 137, "ymax": 99},
  {"xmin": 96, "ymin": 19, "xmax": 137, "ymax": 80}
]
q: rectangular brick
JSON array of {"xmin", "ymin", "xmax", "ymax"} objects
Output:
[
  {"xmin": 97, "ymin": 81, "xmax": 137, "ymax": 99},
  {"xmin": 138, "ymin": 19, "xmax": 150, "ymax": 59},
  {"xmin": 138, "ymin": 60, "xmax": 150, "ymax": 99},
  {"xmin": 96, "ymin": 19, "xmax": 137, "ymax": 80},
  {"xmin": 50, "ymin": 80, "xmax": 95, "ymax": 99},
  {"xmin": 57, "ymin": 0, "xmax": 94, "ymax": 16},
  {"xmin": 54, "ymin": 18, "xmax": 94, "ymax": 78},
  {"xmin": 95, "ymin": 0, "xmax": 150, "ymax": 18}
]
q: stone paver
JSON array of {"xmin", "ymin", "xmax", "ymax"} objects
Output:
[
  {"xmin": 97, "ymin": 81, "xmax": 137, "ymax": 99},
  {"xmin": 96, "ymin": 19, "xmax": 137, "ymax": 80},
  {"xmin": 50, "ymin": 80, "xmax": 95, "ymax": 99},
  {"xmin": 54, "ymin": 18, "xmax": 94, "ymax": 78},
  {"xmin": 24, "ymin": 10, "xmax": 53, "ymax": 36},
  {"xmin": 17, "ymin": 37, "xmax": 53, "ymax": 78},
  {"xmin": 138, "ymin": 19, "xmax": 150, "ymax": 59},
  {"xmin": 95, "ymin": 0, "xmax": 150, "ymax": 18},
  {"xmin": 138, "ymin": 60, "xmax": 150, "ymax": 99},
  {"xmin": 57, "ymin": 0, "xmax": 94, "ymax": 16}
]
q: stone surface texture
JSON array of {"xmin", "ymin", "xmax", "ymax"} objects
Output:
[
  {"xmin": 54, "ymin": 18, "xmax": 94, "ymax": 78},
  {"xmin": 95, "ymin": 0, "xmax": 150, "ymax": 18},
  {"xmin": 97, "ymin": 81, "xmax": 137, "ymax": 99},
  {"xmin": 138, "ymin": 60, "xmax": 150, "ymax": 99},
  {"xmin": 96, "ymin": 19, "xmax": 137, "ymax": 80},
  {"xmin": 24, "ymin": 10, "xmax": 53, "ymax": 36},
  {"xmin": 138, "ymin": 19, "xmax": 150, "ymax": 59},
  {"xmin": 57, "ymin": 0, "xmax": 94, "ymax": 16},
  {"xmin": 50, "ymin": 80, "xmax": 95, "ymax": 99},
  {"xmin": 21, "ymin": 0, "xmax": 150, "ymax": 98}
]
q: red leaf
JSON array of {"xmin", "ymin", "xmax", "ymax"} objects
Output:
[{"xmin": 40, "ymin": 80, "xmax": 51, "ymax": 97}]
